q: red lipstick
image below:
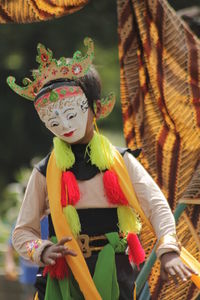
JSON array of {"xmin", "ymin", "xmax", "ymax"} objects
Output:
[{"xmin": 64, "ymin": 131, "xmax": 74, "ymax": 137}]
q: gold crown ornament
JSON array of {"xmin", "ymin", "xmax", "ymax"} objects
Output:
[{"xmin": 7, "ymin": 37, "xmax": 115, "ymax": 119}]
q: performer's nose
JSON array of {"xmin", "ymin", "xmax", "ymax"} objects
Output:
[{"xmin": 60, "ymin": 116, "xmax": 71, "ymax": 130}]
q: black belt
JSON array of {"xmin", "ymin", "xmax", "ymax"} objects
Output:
[{"xmin": 77, "ymin": 233, "xmax": 124, "ymax": 258}]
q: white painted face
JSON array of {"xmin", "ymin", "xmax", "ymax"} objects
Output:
[{"xmin": 37, "ymin": 90, "xmax": 89, "ymax": 144}]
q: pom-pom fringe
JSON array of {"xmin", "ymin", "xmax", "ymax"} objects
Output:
[
  {"xmin": 43, "ymin": 256, "xmax": 68, "ymax": 280},
  {"xmin": 63, "ymin": 205, "xmax": 81, "ymax": 238},
  {"xmin": 127, "ymin": 233, "xmax": 145, "ymax": 269},
  {"xmin": 103, "ymin": 170, "xmax": 128, "ymax": 205}
]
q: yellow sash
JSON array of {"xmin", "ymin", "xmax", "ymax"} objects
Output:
[{"xmin": 47, "ymin": 151, "xmax": 101, "ymax": 300}]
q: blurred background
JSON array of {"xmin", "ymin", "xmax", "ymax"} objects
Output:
[{"xmin": 0, "ymin": 0, "xmax": 199, "ymax": 299}]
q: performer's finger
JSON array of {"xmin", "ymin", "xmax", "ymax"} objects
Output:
[
  {"xmin": 53, "ymin": 245, "xmax": 68, "ymax": 253},
  {"xmin": 165, "ymin": 267, "xmax": 178, "ymax": 285},
  {"xmin": 168, "ymin": 267, "xmax": 176, "ymax": 276},
  {"xmin": 184, "ymin": 264, "xmax": 198, "ymax": 275},
  {"xmin": 63, "ymin": 248, "xmax": 77, "ymax": 257},
  {"xmin": 180, "ymin": 265, "xmax": 193, "ymax": 279},
  {"xmin": 46, "ymin": 258, "xmax": 56, "ymax": 266},
  {"xmin": 58, "ymin": 237, "xmax": 72, "ymax": 245},
  {"xmin": 174, "ymin": 266, "xmax": 187, "ymax": 282},
  {"xmin": 49, "ymin": 252, "xmax": 62, "ymax": 259}
]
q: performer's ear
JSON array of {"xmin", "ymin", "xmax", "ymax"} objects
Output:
[{"xmin": 94, "ymin": 100, "xmax": 102, "ymax": 120}]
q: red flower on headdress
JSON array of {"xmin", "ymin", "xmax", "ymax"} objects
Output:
[
  {"xmin": 37, "ymin": 80, "xmax": 43, "ymax": 88},
  {"xmin": 72, "ymin": 64, "xmax": 82, "ymax": 75},
  {"xmin": 61, "ymin": 67, "xmax": 69, "ymax": 74},
  {"xmin": 52, "ymin": 69, "xmax": 58, "ymax": 75},
  {"xmin": 41, "ymin": 53, "xmax": 49, "ymax": 62}
]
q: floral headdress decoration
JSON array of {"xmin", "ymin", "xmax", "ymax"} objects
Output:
[{"xmin": 7, "ymin": 37, "xmax": 115, "ymax": 119}]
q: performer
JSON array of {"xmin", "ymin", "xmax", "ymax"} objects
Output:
[{"xmin": 7, "ymin": 38, "xmax": 196, "ymax": 300}]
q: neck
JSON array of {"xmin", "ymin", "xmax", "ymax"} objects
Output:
[{"xmin": 71, "ymin": 131, "xmax": 94, "ymax": 145}]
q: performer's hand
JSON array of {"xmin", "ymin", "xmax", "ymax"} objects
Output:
[
  {"xmin": 160, "ymin": 252, "xmax": 198, "ymax": 283},
  {"xmin": 42, "ymin": 236, "xmax": 77, "ymax": 266}
]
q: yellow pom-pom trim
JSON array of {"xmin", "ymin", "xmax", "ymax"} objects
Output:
[
  {"xmin": 53, "ymin": 137, "xmax": 75, "ymax": 171},
  {"xmin": 117, "ymin": 206, "xmax": 141, "ymax": 234},
  {"xmin": 87, "ymin": 131, "xmax": 115, "ymax": 171},
  {"xmin": 63, "ymin": 205, "xmax": 81, "ymax": 238}
]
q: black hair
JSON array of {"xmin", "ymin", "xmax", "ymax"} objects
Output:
[{"xmin": 34, "ymin": 65, "xmax": 101, "ymax": 112}]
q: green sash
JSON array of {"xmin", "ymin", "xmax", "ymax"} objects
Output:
[{"xmin": 44, "ymin": 233, "xmax": 126, "ymax": 300}]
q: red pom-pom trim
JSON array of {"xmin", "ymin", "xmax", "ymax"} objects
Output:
[
  {"xmin": 127, "ymin": 233, "xmax": 145, "ymax": 269},
  {"xmin": 43, "ymin": 257, "xmax": 69, "ymax": 279},
  {"xmin": 103, "ymin": 170, "xmax": 128, "ymax": 205},
  {"xmin": 61, "ymin": 171, "xmax": 80, "ymax": 207},
  {"xmin": 61, "ymin": 172, "xmax": 67, "ymax": 207}
]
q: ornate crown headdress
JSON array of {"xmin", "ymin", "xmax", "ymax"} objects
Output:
[{"xmin": 7, "ymin": 37, "xmax": 115, "ymax": 119}]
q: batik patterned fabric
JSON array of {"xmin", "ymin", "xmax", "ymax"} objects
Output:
[
  {"xmin": 117, "ymin": 0, "xmax": 200, "ymax": 299},
  {"xmin": 0, "ymin": 0, "xmax": 88, "ymax": 23},
  {"xmin": 26, "ymin": 239, "xmax": 42, "ymax": 261}
]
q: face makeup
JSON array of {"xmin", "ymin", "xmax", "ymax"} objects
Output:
[{"xmin": 36, "ymin": 86, "xmax": 89, "ymax": 143}]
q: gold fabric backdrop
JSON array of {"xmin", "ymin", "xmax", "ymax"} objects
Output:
[
  {"xmin": 0, "ymin": 0, "xmax": 88, "ymax": 23},
  {"xmin": 117, "ymin": 0, "xmax": 200, "ymax": 299}
]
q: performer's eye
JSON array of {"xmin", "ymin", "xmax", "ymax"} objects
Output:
[
  {"xmin": 50, "ymin": 121, "xmax": 59, "ymax": 127},
  {"xmin": 67, "ymin": 113, "xmax": 77, "ymax": 120}
]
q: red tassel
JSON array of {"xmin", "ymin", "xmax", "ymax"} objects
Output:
[
  {"xmin": 61, "ymin": 172, "xmax": 67, "ymax": 207},
  {"xmin": 43, "ymin": 257, "xmax": 69, "ymax": 279},
  {"xmin": 127, "ymin": 233, "xmax": 145, "ymax": 269},
  {"xmin": 103, "ymin": 170, "xmax": 128, "ymax": 205},
  {"xmin": 63, "ymin": 171, "xmax": 80, "ymax": 206}
]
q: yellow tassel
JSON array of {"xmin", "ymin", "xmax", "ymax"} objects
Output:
[
  {"xmin": 53, "ymin": 137, "xmax": 75, "ymax": 171},
  {"xmin": 117, "ymin": 206, "xmax": 141, "ymax": 234},
  {"xmin": 63, "ymin": 205, "xmax": 81, "ymax": 238},
  {"xmin": 88, "ymin": 124, "xmax": 115, "ymax": 170}
]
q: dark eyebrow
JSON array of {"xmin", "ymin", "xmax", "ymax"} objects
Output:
[
  {"xmin": 63, "ymin": 108, "xmax": 74, "ymax": 114},
  {"xmin": 47, "ymin": 107, "xmax": 74, "ymax": 122},
  {"xmin": 48, "ymin": 117, "xmax": 56, "ymax": 122}
]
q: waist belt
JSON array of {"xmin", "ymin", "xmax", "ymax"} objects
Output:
[{"xmin": 77, "ymin": 233, "xmax": 124, "ymax": 258}]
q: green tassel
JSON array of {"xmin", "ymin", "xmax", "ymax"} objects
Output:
[
  {"xmin": 117, "ymin": 206, "xmax": 141, "ymax": 234},
  {"xmin": 63, "ymin": 205, "xmax": 81, "ymax": 238},
  {"xmin": 87, "ymin": 132, "xmax": 115, "ymax": 171},
  {"xmin": 53, "ymin": 137, "xmax": 75, "ymax": 171}
]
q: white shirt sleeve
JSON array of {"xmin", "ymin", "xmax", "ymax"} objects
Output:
[
  {"xmin": 12, "ymin": 168, "xmax": 53, "ymax": 266},
  {"xmin": 123, "ymin": 152, "xmax": 180, "ymax": 257}
]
